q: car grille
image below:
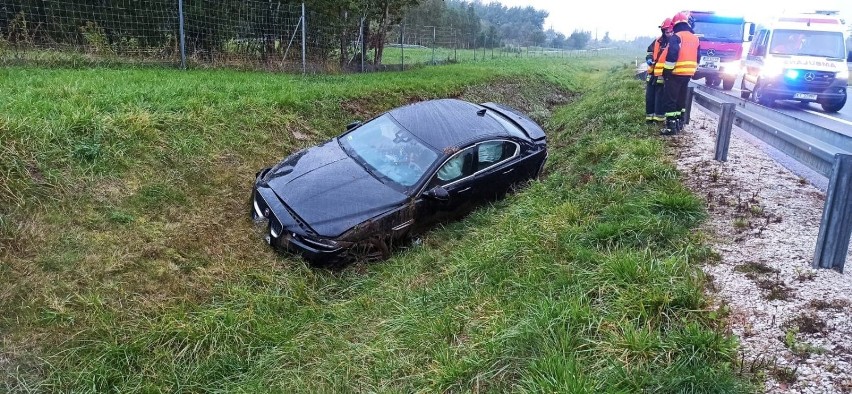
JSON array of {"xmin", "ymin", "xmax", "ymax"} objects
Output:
[
  {"xmin": 699, "ymin": 48, "xmax": 739, "ymax": 62},
  {"xmin": 783, "ymin": 69, "xmax": 836, "ymax": 92}
]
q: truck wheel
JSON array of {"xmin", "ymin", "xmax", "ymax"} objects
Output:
[
  {"xmin": 722, "ymin": 77, "xmax": 735, "ymax": 91},
  {"xmin": 820, "ymin": 93, "xmax": 846, "ymax": 113},
  {"xmin": 740, "ymin": 79, "xmax": 750, "ymax": 99},
  {"xmin": 705, "ymin": 77, "xmax": 720, "ymax": 87}
]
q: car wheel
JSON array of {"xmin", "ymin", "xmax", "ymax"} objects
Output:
[
  {"xmin": 753, "ymin": 81, "xmax": 774, "ymax": 107},
  {"xmin": 819, "ymin": 92, "xmax": 846, "ymax": 113},
  {"xmin": 722, "ymin": 77, "xmax": 735, "ymax": 91},
  {"xmin": 740, "ymin": 79, "xmax": 750, "ymax": 100}
]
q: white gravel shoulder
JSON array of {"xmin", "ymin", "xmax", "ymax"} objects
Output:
[{"xmin": 668, "ymin": 107, "xmax": 852, "ymax": 393}]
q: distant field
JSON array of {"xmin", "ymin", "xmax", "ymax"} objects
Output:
[{"xmin": 0, "ymin": 58, "xmax": 752, "ymax": 392}]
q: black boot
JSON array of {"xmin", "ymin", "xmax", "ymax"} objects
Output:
[{"xmin": 660, "ymin": 119, "xmax": 677, "ymax": 135}]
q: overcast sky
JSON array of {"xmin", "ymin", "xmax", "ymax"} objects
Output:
[{"xmin": 494, "ymin": 0, "xmax": 852, "ymax": 40}]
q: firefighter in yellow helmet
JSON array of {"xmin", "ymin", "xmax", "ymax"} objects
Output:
[{"xmin": 661, "ymin": 11, "xmax": 699, "ymax": 135}]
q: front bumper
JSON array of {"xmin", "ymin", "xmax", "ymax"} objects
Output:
[
  {"xmin": 251, "ymin": 170, "xmax": 346, "ymax": 263},
  {"xmin": 761, "ymin": 71, "xmax": 848, "ymax": 102}
]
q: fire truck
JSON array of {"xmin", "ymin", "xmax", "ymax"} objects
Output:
[
  {"xmin": 691, "ymin": 11, "xmax": 755, "ymax": 90},
  {"xmin": 740, "ymin": 12, "xmax": 850, "ymax": 112}
]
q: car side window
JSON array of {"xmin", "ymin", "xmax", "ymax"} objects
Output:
[
  {"xmin": 476, "ymin": 141, "xmax": 518, "ymax": 172},
  {"xmin": 434, "ymin": 147, "xmax": 475, "ymax": 186}
]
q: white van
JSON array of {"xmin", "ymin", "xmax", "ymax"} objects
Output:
[{"xmin": 740, "ymin": 12, "xmax": 851, "ymax": 112}]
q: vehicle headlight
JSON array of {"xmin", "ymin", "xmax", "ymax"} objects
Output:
[
  {"xmin": 838, "ymin": 68, "xmax": 850, "ymax": 79},
  {"xmin": 722, "ymin": 62, "xmax": 740, "ymax": 76},
  {"xmin": 299, "ymin": 234, "xmax": 340, "ymax": 249}
]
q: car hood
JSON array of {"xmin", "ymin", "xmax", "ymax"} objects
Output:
[{"xmin": 260, "ymin": 140, "xmax": 407, "ymax": 238}]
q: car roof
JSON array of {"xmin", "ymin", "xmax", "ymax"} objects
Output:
[{"xmin": 387, "ymin": 98, "xmax": 514, "ymax": 151}]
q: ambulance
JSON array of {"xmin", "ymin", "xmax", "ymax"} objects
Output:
[{"xmin": 739, "ymin": 12, "xmax": 851, "ymax": 112}]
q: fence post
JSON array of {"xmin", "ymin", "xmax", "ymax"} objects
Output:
[
  {"xmin": 400, "ymin": 24, "xmax": 404, "ymax": 71},
  {"xmin": 431, "ymin": 26, "xmax": 436, "ymax": 64},
  {"xmin": 813, "ymin": 154, "xmax": 852, "ymax": 273},
  {"xmin": 684, "ymin": 86, "xmax": 695, "ymax": 125},
  {"xmin": 178, "ymin": 0, "xmax": 186, "ymax": 69},
  {"xmin": 714, "ymin": 103, "xmax": 735, "ymax": 162},
  {"xmin": 473, "ymin": 33, "xmax": 476, "ymax": 61},
  {"xmin": 301, "ymin": 3, "xmax": 306, "ymax": 75},
  {"xmin": 359, "ymin": 17, "xmax": 365, "ymax": 72}
]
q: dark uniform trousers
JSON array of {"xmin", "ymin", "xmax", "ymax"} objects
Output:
[{"xmin": 663, "ymin": 75, "xmax": 690, "ymax": 122}]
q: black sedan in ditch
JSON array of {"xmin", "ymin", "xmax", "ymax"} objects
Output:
[{"xmin": 250, "ymin": 98, "xmax": 547, "ymax": 264}]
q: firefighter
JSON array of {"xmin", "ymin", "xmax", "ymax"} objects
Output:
[
  {"xmin": 661, "ymin": 11, "xmax": 699, "ymax": 135},
  {"xmin": 645, "ymin": 18, "xmax": 673, "ymax": 123},
  {"xmin": 652, "ymin": 18, "xmax": 674, "ymax": 123}
]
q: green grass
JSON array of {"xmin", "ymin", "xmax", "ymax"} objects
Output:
[{"xmin": 1, "ymin": 58, "xmax": 750, "ymax": 392}]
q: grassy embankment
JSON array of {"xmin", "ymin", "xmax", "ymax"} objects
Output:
[{"xmin": 1, "ymin": 58, "xmax": 750, "ymax": 392}]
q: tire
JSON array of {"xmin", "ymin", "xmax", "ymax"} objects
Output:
[
  {"xmin": 740, "ymin": 79, "xmax": 750, "ymax": 99},
  {"xmin": 722, "ymin": 77, "xmax": 735, "ymax": 91},
  {"xmin": 752, "ymin": 81, "xmax": 774, "ymax": 107},
  {"xmin": 819, "ymin": 91, "xmax": 846, "ymax": 113},
  {"xmin": 705, "ymin": 77, "xmax": 720, "ymax": 87}
]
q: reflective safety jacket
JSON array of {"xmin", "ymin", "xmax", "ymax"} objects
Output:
[
  {"xmin": 645, "ymin": 40, "xmax": 657, "ymax": 81},
  {"xmin": 664, "ymin": 28, "xmax": 699, "ymax": 76},
  {"xmin": 652, "ymin": 43, "xmax": 668, "ymax": 81}
]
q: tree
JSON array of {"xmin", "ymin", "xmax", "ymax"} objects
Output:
[
  {"xmin": 368, "ymin": 0, "xmax": 419, "ymax": 66},
  {"xmin": 566, "ymin": 29, "xmax": 591, "ymax": 50},
  {"xmin": 602, "ymin": 31, "xmax": 611, "ymax": 44},
  {"xmin": 550, "ymin": 32, "xmax": 566, "ymax": 49},
  {"xmin": 529, "ymin": 29, "xmax": 545, "ymax": 48}
]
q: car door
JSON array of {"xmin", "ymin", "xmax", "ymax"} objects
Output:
[
  {"xmin": 412, "ymin": 146, "xmax": 478, "ymax": 232},
  {"xmin": 743, "ymin": 29, "xmax": 768, "ymax": 91},
  {"xmin": 471, "ymin": 140, "xmax": 523, "ymax": 201}
]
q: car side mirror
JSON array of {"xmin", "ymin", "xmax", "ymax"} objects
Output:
[
  {"xmin": 744, "ymin": 23, "xmax": 755, "ymax": 42},
  {"xmin": 345, "ymin": 120, "xmax": 362, "ymax": 131},
  {"xmin": 423, "ymin": 186, "xmax": 450, "ymax": 202}
]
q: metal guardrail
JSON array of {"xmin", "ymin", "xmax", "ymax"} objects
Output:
[{"xmin": 689, "ymin": 86, "xmax": 852, "ymax": 273}]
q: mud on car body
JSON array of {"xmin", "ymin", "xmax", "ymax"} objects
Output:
[{"xmin": 250, "ymin": 99, "xmax": 547, "ymax": 265}]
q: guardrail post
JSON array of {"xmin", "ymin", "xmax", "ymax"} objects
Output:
[
  {"xmin": 684, "ymin": 86, "xmax": 694, "ymax": 125},
  {"xmin": 813, "ymin": 154, "xmax": 852, "ymax": 273},
  {"xmin": 714, "ymin": 103, "xmax": 735, "ymax": 162}
]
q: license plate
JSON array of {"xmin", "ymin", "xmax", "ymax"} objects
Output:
[
  {"xmin": 700, "ymin": 56, "xmax": 721, "ymax": 69},
  {"xmin": 793, "ymin": 93, "xmax": 817, "ymax": 100}
]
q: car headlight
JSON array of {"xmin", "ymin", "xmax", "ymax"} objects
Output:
[
  {"xmin": 838, "ymin": 68, "xmax": 849, "ymax": 80},
  {"xmin": 299, "ymin": 234, "xmax": 340, "ymax": 250}
]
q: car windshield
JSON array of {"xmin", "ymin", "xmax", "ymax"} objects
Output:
[
  {"xmin": 339, "ymin": 114, "xmax": 439, "ymax": 188},
  {"xmin": 769, "ymin": 29, "xmax": 846, "ymax": 58},
  {"xmin": 693, "ymin": 21, "xmax": 743, "ymax": 42}
]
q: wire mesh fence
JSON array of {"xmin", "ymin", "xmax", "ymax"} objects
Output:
[{"xmin": 1, "ymin": 1, "xmax": 623, "ymax": 73}]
